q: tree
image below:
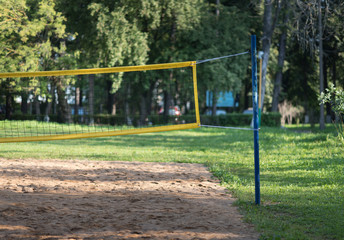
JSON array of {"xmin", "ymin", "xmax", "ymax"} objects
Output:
[
  {"xmin": 319, "ymin": 83, "xmax": 344, "ymax": 141},
  {"xmin": 117, "ymin": 0, "xmax": 204, "ymax": 122},
  {"xmin": 186, "ymin": 2, "xmax": 250, "ymax": 113},
  {"xmin": 88, "ymin": 2, "xmax": 150, "ymax": 122},
  {"xmin": 0, "ymin": 0, "xmax": 35, "ymax": 118},
  {"xmin": 260, "ymin": 0, "xmax": 282, "ymax": 112},
  {"xmin": 30, "ymin": 0, "xmax": 74, "ymax": 123},
  {"xmin": 291, "ymin": 0, "xmax": 333, "ymax": 129},
  {"xmin": 317, "ymin": 0, "xmax": 325, "ymax": 129},
  {"xmin": 283, "ymin": 42, "xmax": 318, "ymax": 126},
  {"xmin": 0, "ymin": 0, "xmax": 71, "ymax": 121},
  {"xmin": 271, "ymin": 0, "xmax": 289, "ymax": 112}
]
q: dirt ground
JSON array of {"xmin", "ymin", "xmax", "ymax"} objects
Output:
[{"xmin": 0, "ymin": 158, "xmax": 259, "ymax": 240}]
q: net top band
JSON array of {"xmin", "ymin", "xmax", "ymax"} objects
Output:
[{"xmin": 0, "ymin": 61, "xmax": 195, "ymax": 78}]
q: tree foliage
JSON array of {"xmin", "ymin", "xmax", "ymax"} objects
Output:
[
  {"xmin": 319, "ymin": 83, "xmax": 344, "ymax": 115},
  {"xmin": 1, "ymin": 0, "xmax": 344, "ymax": 128},
  {"xmin": 319, "ymin": 83, "xmax": 344, "ymax": 141},
  {"xmin": 0, "ymin": 0, "xmax": 72, "ymax": 119},
  {"xmin": 191, "ymin": 4, "xmax": 250, "ymax": 93}
]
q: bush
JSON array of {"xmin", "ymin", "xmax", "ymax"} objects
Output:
[
  {"xmin": 1, "ymin": 114, "xmax": 54, "ymax": 121},
  {"xmin": 261, "ymin": 112, "xmax": 282, "ymax": 127},
  {"xmin": 200, "ymin": 113, "xmax": 281, "ymax": 127},
  {"xmin": 201, "ymin": 114, "xmax": 252, "ymax": 126},
  {"xmin": 93, "ymin": 114, "xmax": 126, "ymax": 125},
  {"xmin": 94, "ymin": 114, "xmax": 195, "ymax": 126},
  {"xmin": 278, "ymin": 100, "xmax": 304, "ymax": 126},
  {"xmin": 1, "ymin": 112, "xmax": 282, "ymax": 128},
  {"xmin": 319, "ymin": 83, "xmax": 344, "ymax": 114},
  {"xmin": 319, "ymin": 83, "xmax": 344, "ymax": 142}
]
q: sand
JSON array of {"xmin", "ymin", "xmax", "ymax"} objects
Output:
[{"xmin": 0, "ymin": 158, "xmax": 258, "ymax": 239}]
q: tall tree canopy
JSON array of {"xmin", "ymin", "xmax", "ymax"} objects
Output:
[
  {"xmin": 0, "ymin": 0, "xmax": 70, "ymax": 119},
  {"xmin": 1, "ymin": 0, "xmax": 344, "ymax": 127}
]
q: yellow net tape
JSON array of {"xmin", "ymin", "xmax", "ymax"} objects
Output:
[{"xmin": 0, "ymin": 61, "xmax": 194, "ymax": 78}]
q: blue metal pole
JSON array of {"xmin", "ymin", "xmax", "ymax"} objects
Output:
[{"xmin": 251, "ymin": 35, "xmax": 260, "ymax": 205}]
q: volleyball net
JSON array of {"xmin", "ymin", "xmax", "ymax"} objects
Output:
[
  {"xmin": 0, "ymin": 34, "xmax": 261, "ymax": 204},
  {"xmin": 0, "ymin": 62, "xmax": 200, "ymax": 143}
]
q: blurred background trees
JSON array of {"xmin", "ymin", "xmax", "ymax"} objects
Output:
[{"xmin": 0, "ymin": 0, "xmax": 343, "ymax": 128}]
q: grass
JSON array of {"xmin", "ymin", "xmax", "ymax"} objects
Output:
[{"xmin": 0, "ymin": 121, "xmax": 343, "ymax": 239}]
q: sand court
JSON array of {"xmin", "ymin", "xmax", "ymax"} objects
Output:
[{"xmin": 0, "ymin": 158, "xmax": 258, "ymax": 239}]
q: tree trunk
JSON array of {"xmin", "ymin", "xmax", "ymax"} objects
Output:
[
  {"xmin": 88, "ymin": 74, "xmax": 95, "ymax": 124},
  {"xmin": 323, "ymin": 58, "xmax": 332, "ymax": 117},
  {"xmin": 5, "ymin": 91, "xmax": 12, "ymax": 120},
  {"xmin": 34, "ymin": 95, "xmax": 41, "ymax": 119},
  {"xmin": 139, "ymin": 94, "xmax": 148, "ymax": 126},
  {"xmin": 272, "ymin": 2, "xmax": 288, "ymax": 112},
  {"xmin": 261, "ymin": 0, "xmax": 281, "ymax": 110},
  {"xmin": 54, "ymin": 77, "xmax": 71, "ymax": 123},
  {"xmin": 163, "ymin": 90, "xmax": 172, "ymax": 119},
  {"xmin": 75, "ymin": 86, "xmax": 80, "ymax": 115},
  {"xmin": 244, "ymin": 79, "xmax": 250, "ymax": 110},
  {"xmin": 212, "ymin": 0, "xmax": 220, "ymax": 117},
  {"xmin": 74, "ymin": 76, "xmax": 81, "ymax": 117},
  {"xmin": 147, "ymin": 81, "xmax": 155, "ymax": 116},
  {"xmin": 106, "ymin": 80, "xmax": 117, "ymax": 115},
  {"xmin": 21, "ymin": 92, "xmax": 28, "ymax": 114},
  {"xmin": 271, "ymin": 32, "xmax": 286, "ymax": 112},
  {"xmin": 211, "ymin": 90, "xmax": 217, "ymax": 117},
  {"xmin": 332, "ymin": 55, "xmax": 336, "ymax": 87},
  {"xmin": 309, "ymin": 108, "xmax": 315, "ymax": 128},
  {"xmin": 216, "ymin": 0, "xmax": 220, "ymax": 16},
  {"xmin": 125, "ymin": 84, "xmax": 132, "ymax": 125},
  {"xmin": 111, "ymin": 96, "xmax": 116, "ymax": 115},
  {"xmin": 52, "ymin": 86, "xmax": 57, "ymax": 115},
  {"xmin": 318, "ymin": 0, "xmax": 325, "ymax": 130},
  {"xmin": 79, "ymin": 88, "xmax": 83, "ymax": 108},
  {"xmin": 331, "ymin": 55, "xmax": 337, "ymax": 121},
  {"xmin": 107, "ymin": 80, "xmax": 112, "ymax": 114},
  {"xmin": 45, "ymin": 83, "xmax": 55, "ymax": 117},
  {"xmin": 163, "ymin": 10, "xmax": 177, "ymax": 121},
  {"xmin": 260, "ymin": 0, "xmax": 274, "ymax": 111},
  {"xmin": 139, "ymin": 81, "xmax": 155, "ymax": 125}
]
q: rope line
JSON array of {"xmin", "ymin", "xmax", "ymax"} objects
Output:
[
  {"xmin": 201, "ymin": 125, "xmax": 259, "ymax": 131},
  {"xmin": 196, "ymin": 51, "xmax": 250, "ymax": 64}
]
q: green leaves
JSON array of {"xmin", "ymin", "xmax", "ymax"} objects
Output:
[
  {"xmin": 89, "ymin": 3, "xmax": 148, "ymax": 67},
  {"xmin": 87, "ymin": 2, "xmax": 149, "ymax": 93},
  {"xmin": 319, "ymin": 83, "xmax": 344, "ymax": 143},
  {"xmin": 319, "ymin": 83, "xmax": 344, "ymax": 115},
  {"xmin": 188, "ymin": 4, "xmax": 250, "ymax": 95},
  {"xmin": 0, "ymin": 0, "xmax": 68, "ymax": 73}
]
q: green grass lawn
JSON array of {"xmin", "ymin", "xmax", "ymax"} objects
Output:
[{"xmin": 0, "ymin": 123, "xmax": 343, "ymax": 239}]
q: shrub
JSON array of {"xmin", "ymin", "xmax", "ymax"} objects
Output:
[
  {"xmin": 261, "ymin": 112, "xmax": 282, "ymax": 127},
  {"xmin": 319, "ymin": 83, "xmax": 344, "ymax": 142},
  {"xmin": 200, "ymin": 113, "xmax": 281, "ymax": 127},
  {"xmin": 278, "ymin": 100, "xmax": 304, "ymax": 126}
]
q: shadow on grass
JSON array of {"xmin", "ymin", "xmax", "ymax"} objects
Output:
[{"xmin": 32, "ymin": 128, "xmax": 255, "ymax": 153}]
